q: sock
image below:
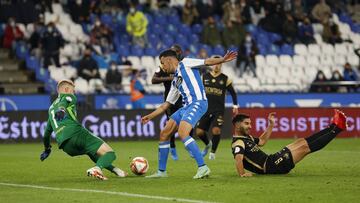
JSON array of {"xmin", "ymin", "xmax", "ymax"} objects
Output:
[
  {"xmin": 158, "ymin": 141, "xmax": 170, "ymax": 171},
  {"xmin": 170, "ymin": 134, "xmax": 176, "ymax": 148},
  {"xmin": 305, "ymin": 124, "xmax": 342, "ymax": 153},
  {"xmin": 211, "ymin": 134, "xmax": 221, "ymax": 153},
  {"xmin": 198, "ymin": 132, "xmax": 210, "ymax": 146},
  {"xmin": 88, "ymin": 153, "xmax": 115, "ymax": 171},
  {"xmin": 182, "ymin": 136, "xmax": 205, "ymax": 167},
  {"xmin": 96, "ymin": 151, "xmax": 116, "ymax": 169}
]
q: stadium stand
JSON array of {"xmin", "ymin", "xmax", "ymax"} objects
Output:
[{"xmin": 0, "ymin": 0, "xmax": 359, "ymax": 94}]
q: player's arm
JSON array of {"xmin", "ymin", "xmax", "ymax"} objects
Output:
[
  {"xmin": 142, "ymin": 85, "xmax": 180, "ymax": 124},
  {"xmin": 258, "ymin": 112, "xmax": 276, "ymax": 146},
  {"xmin": 151, "ymin": 67, "xmax": 173, "ymax": 84},
  {"xmin": 40, "ymin": 118, "xmax": 53, "ymax": 161},
  {"xmin": 204, "ymin": 51, "xmax": 237, "ymax": 66},
  {"xmin": 233, "ymin": 141, "xmax": 252, "ymax": 177},
  {"xmin": 226, "ymin": 79, "xmax": 238, "ymax": 114}
]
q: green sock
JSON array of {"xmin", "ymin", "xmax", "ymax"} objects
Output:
[
  {"xmin": 88, "ymin": 152, "xmax": 116, "ymax": 171},
  {"xmin": 90, "ymin": 152, "xmax": 116, "ymax": 171}
]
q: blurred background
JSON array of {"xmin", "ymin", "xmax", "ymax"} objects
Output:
[{"xmin": 0, "ymin": 0, "xmax": 359, "ymax": 141}]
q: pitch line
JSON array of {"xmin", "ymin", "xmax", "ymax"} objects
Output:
[{"xmin": 0, "ymin": 182, "xmax": 217, "ymax": 203}]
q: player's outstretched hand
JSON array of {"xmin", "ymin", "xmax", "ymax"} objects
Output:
[
  {"xmin": 141, "ymin": 115, "xmax": 151, "ymax": 124},
  {"xmin": 40, "ymin": 147, "xmax": 51, "ymax": 161},
  {"xmin": 268, "ymin": 112, "xmax": 276, "ymax": 126},
  {"xmin": 223, "ymin": 51, "xmax": 238, "ymax": 63},
  {"xmin": 240, "ymin": 172, "xmax": 253, "ymax": 177}
]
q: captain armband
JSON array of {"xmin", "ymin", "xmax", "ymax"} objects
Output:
[{"xmin": 232, "ymin": 146, "xmax": 244, "ymax": 157}]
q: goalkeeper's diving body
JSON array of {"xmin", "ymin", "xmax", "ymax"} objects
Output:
[{"xmin": 40, "ymin": 79, "xmax": 127, "ymax": 180}]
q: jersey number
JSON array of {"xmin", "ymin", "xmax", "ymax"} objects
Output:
[{"xmin": 50, "ymin": 110, "xmax": 59, "ymax": 129}]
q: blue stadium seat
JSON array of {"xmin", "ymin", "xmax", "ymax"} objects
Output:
[
  {"xmin": 162, "ymin": 34, "xmax": 174, "ymax": 47},
  {"xmin": 191, "ymin": 24, "xmax": 203, "ymax": 34},
  {"xmin": 256, "ymin": 33, "xmax": 270, "ymax": 46},
  {"xmin": 168, "ymin": 14, "xmax": 181, "ymax": 26},
  {"xmin": 144, "ymin": 47, "xmax": 157, "ymax": 56},
  {"xmin": 199, "ymin": 44, "xmax": 213, "ymax": 56},
  {"xmin": 246, "ymin": 24, "xmax": 257, "ymax": 35},
  {"xmin": 148, "ymin": 33, "xmax": 160, "ymax": 47},
  {"xmin": 15, "ymin": 43, "xmax": 29, "ymax": 60},
  {"xmin": 154, "ymin": 13, "xmax": 167, "ymax": 25},
  {"xmin": 131, "ymin": 45, "xmax": 144, "ymax": 57},
  {"xmin": 152, "ymin": 24, "xmax": 164, "ymax": 35},
  {"xmin": 166, "ymin": 23, "xmax": 178, "ymax": 36},
  {"xmin": 109, "ymin": 52, "xmax": 120, "ymax": 63},
  {"xmin": 175, "ymin": 34, "xmax": 188, "ymax": 46},
  {"xmin": 145, "ymin": 13, "xmax": 153, "ymax": 25},
  {"xmin": 228, "ymin": 44, "xmax": 238, "ymax": 52},
  {"xmin": 212, "ymin": 44, "xmax": 225, "ymax": 55},
  {"xmin": 179, "ymin": 24, "xmax": 192, "ymax": 36},
  {"xmin": 267, "ymin": 44, "xmax": 280, "ymax": 55},
  {"xmin": 93, "ymin": 55, "xmax": 109, "ymax": 69},
  {"xmin": 189, "ymin": 44, "xmax": 199, "ymax": 55},
  {"xmin": 26, "ymin": 56, "xmax": 40, "ymax": 70},
  {"xmin": 116, "ymin": 44, "xmax": 130, "ymax": 57},
  {"xmin": 101, "ymin": 13, "xmax": 113, "ymax": 27},
  {"xmin": 281, "ymin": 44, "xmax": 294, "ymax": 56},
  {"xmin": 188, "ymin": 33, "xmax": 199, "ymax": 43},
  {"xmin": 257, "ymin": 44, "xmax": 267, "ymax": 55},
  {"xmin": 269, "ymin": 32, "xmax": 282, "ymax": 43}
]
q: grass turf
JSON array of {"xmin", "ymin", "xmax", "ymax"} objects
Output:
[{"xmin": 1, "ymin": 138, "xmax": 360, "ymax": 203}]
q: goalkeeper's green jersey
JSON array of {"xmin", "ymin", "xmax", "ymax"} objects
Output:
[{"xmin": 43, "ymin": 93, "xmax": 83, "ymax": 148}]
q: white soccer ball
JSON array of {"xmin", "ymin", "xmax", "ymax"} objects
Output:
[{"xmin": 130, "ymin": 157, "xmax": 149, "ymax": 175}]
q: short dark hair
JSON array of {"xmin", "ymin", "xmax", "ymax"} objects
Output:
[
  {"xmin": 170, "ymin": 44, "xmax": 182, "ymax": 53},
  {"xmin": 159, "ymin": 49, "xmax": 178, "ymax": 60},
  {"xmin": 232, "ymin": 114, "xmax": 250, "ymax": 125}
]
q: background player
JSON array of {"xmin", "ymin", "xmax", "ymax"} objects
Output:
[
  {"xmin": 231, "ymin": 110, "xmax": 347, "ymax": 177},
  {"xmin": 196, "ymin": 55, "xmax": 238, "ymax": 160},
  {"xmin": 151, "ymin": 44, "xmax": 184, "ymax": 160},
  {"xmin": 40, "ymin": 79, "xmax": 127, "ymax": 180},
  {"xmin": 142, "ymin": 49, "xmax": 237, "ymax": 179}
]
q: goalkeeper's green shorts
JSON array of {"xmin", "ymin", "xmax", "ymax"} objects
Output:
[{"xmin": 61, "ymin": 127, "xmax": 104, "ymax": 157}]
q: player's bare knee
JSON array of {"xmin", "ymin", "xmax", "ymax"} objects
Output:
[
  {"xmin": 299, "ymin": 138, "xmax": 311, "ymax": 153},
  {"xmin": 212, "ymin": 127, "xmax": 221, "ymax": 135}
]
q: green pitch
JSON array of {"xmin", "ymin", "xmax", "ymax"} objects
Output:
[{"xmin": 1, "ymin": 138, "xmax": 360, "ymax": 203}]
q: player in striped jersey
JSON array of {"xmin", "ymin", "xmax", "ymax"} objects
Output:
[{"xmin": 142, "ymin": 49, "xmax": 237, "ymax": 179}]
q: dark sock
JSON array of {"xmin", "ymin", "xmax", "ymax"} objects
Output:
[
  {"xmin": 96, "ymin": 151, "xmax": 116, "ymax": 169},
  {"xmin": 88, "ymin": 153, "xmax": 115, "ymax": 172},
  {"xmin": 198, "ymin": 132, "xmax": 210, "ymax": 145},
  {"xmin": 170, "ymin": 134, "xmax": 176, "ymax": 148},
  {"xmin": 211, "ymin": 134, "xmax": 221, "ymax": 153},
  {"xmin": 305, "ymin": 124, "xmax": 342, "ymax": 153}
]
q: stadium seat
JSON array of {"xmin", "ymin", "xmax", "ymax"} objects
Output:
[
  {"xmin": 279, "ymin": 55, "xmax": 293, "ymax": 67},
  {"xmin": 269, "ymin": 33, "xmax": 282, "ymax": 43},
  {"xmin": 293, "ymin": 55, "xmax": 307, "ymax": 66},
  {"xmin": 162, "ymin": 34, "xmax": 174, "ymax": 47},
  {"xmin": 130, "ymin": 46, "xmax": 144, "ymax": 57},
  {"xmin": 245, "ymin": 24, "xmax": 257, "ymax": 35},
  {"xmin": 63, "ymin": 65, "xmax": 77, "ymax": 79},
  {"xmin": 263, "ymin": 67, "xmax": 277, "ymax": 79},
  {"xmin": 74, "ymin": 77, "xmax": 90, "ymax": 94},
  {"xmin": 246, "ymin": 78, "xmax": 261, "ymax": 92},
  {"xmin": 191, "ymin": 24, "xmax": 203, "ymax": 34},
  {"xmin": 99, "ymin": 69, "xmax": 107, "ymax": 80},
  {"xmin": 281, "ymin": 44, "xmax": 294, "ymax": 55},
  {"xmin": 188, "ymin": 34, "xmax": 200, "ymax": 44},
  {"xmin": 166, "ymin": 23, "xmax": 178, "ymax": 36},
  {"xmin": 312, "ymin": 23, "xmax": 324, "ymax": 34},
  {"xmin": 255, "ymin": 55, "xmax": 266, "ymax": 67},
  {"xmin": 334, "ymin": 44, "xmax": 348, "ymax": 55},
  {"xmin": 127, "ymin": 56, "xmax": 142, "ymax": 69},
  {"xmin": 141, "ymin": 56, "xmax": 155, "ymax": 69},
  {"xmin": 93, "ymin": 55, "xmax": 109, "ymax": 69},
  {"xmin": 314, "ymin": 33, "xmax": 323, "ymax": 44},
  {"xmin": 307, "ymin": 55, "xmax": 320, "ymax": 66},
  {"xmin": 334, "ymin": 55, "xmax": 347, "ymax": 66},
  {"xmin": 26, "ymin": 56, "xmax": 40, "ymax": 70},
  {"xmin": 294, "ymin": 44, "xmax": 308, "ymax": 55},
  {"xmin": 52, "ymin": 3, "xmax": 64, "ymax": 15},
  {"xmin": 49, "ymin": 66, "xmax": 65, "ymax": 82},
  {"xmin": 101, "ymin": 13, "xmax": 113, "ymax": 27},
  {"xmin": 319, "ymin": 55, "xmax": 334, "ymax": 66},
  {"xmin": 257, "ymin": 44, "xmax": 267, "ymax": 55},
  {"xmin": 291, "ymin": 66, "xmax": 305, "ymax": 77},
  {"xmin": 268, "ymin": 44, "xmax": 280, "ymax": 55},
  {"xmin": 308, "ymin": 44, "xmax": 321, "ymax": 56},
  {"xmin": 144, "ymin": 47, "xmax": 157, "ymax": 57},
  {"xmin": 179, "ymin": 24, "xmax": 192, "ymax": 36},
  {"xmin": 212, "ymin": 44, "xmax": 225, "ymax": 55},
  {"xmin": 265, "ymin": 55, "xmax": 279, "ymax": 67},
  {"xmin": 347, "ymin": 54, "xmax": 359, "ymax": 67},
  {"xmin": 320, "ymin": 43, "xmax": 335, "ymax": 55},
  {"xmin": 152, "ymin": 24, "xmax": 164, "ymax": 35}
]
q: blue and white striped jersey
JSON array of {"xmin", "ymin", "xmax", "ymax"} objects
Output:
[{"xmin": 166, "ymin": 58, "xmax": 207, "ymax": 106}]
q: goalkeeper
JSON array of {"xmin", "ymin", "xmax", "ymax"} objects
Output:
[{"xmin": 40, "ymin": 79, "xmax": 127, "ymax": 180}]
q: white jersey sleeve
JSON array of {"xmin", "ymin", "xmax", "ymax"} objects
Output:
[
  {"xmin": 181, "ymin": 58, "xmax": 205, "ymax": 68},
  {"xmin": 166, "ymin": 85, "xmax": 180, "ymax": 104}
]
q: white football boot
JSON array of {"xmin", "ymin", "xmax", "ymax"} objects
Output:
[
  {"xmin": 87, "ymin": 166, "xmax": 108, "ymax": 180},
  {"xmin": 193, "ymin": 165, "xmax": 211, "ymax": 179},
  {"xmin": 112, "ymin": 167, "xmax": 128, "ymax": 177}
]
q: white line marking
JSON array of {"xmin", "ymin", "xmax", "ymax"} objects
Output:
[{"xmin": 0, "ymin": 182, "xmax": 217, "ymax": 203}]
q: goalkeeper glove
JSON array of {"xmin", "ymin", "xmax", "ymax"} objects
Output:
[{"xmin": 40, "ymin": 146, "xmax": 52, "ymax": 161}]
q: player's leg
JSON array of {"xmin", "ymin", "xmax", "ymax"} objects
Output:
[
  {"xmin": 287, "ymin": 109, "xmax": 347, "ymax": 164},
  {"xmin": 179, "ymin": 101, "xmax": 210, "ymax": 179},
  {"xmin": 146, "ymin": 119, "xmax": 178, "ymax": 178},
  {"xmin": 169, "ymin": 134, "xmax": 178, "ymax": 160},
  {"xmin": 87, "ymin": 152, "xmax": 127, "ymax": 177},
  {"xmin": 209, "ymin": 113, "xmax": 224, "ymax": 160},
  {"xmin": 196, "ymin": 115, "xmax": 212, "ymax": 157}
]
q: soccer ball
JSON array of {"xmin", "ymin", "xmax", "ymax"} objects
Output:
[{"xmin": 130, "ymin": 157, "xmax": 149, "ymax": 175}]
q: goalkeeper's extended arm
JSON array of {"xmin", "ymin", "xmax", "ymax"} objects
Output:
[{"xmin": 41, "ymin": 118, "xmax": 53, "ymax": 161}]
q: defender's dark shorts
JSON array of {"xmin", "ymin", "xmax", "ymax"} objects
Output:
[
  {"xmin": 265, "ymin": 147, "xmax": 295, "ymax": 174},
  {"xmin": 166, "ymin": 104, "xmax": 182, "ymax": 118},
  {"xmin": 197, "ymin": 111, "xmax": 224, "ymax": 131}
]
